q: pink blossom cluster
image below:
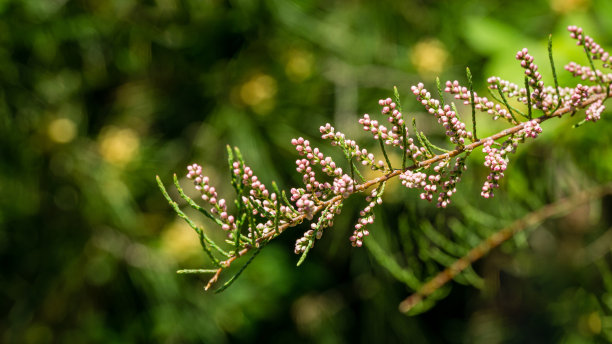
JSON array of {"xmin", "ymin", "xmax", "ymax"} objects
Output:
[
  {"xmin": 320, "ymin": 124, "xmax": 358, "ymax": 151},
  {"xmin": 405, "ymin": 137, "xmax": 429, "ymax": 162},
  {"xmin": 565, "ymin": 62, "xmax": 612, "ymax": 83},
  {"xmin": 480, "ymin": 119, "xmax": 542, "ymax": 199},
  {"xmin": 232, "ymin": 162, "xmax": 297, "ymax": 238},
  {"xmin": 487, "ymin": 77, "xmax": 521, "ymax": 98},
  {"xmin": 290, "ymin": 136, "xmax": 358, "ymax": 220},
  {"xmin": 293, "ymin": 158, "xmax": 330, "ymax": 194},
  {"xmin": 411, "ymin": 83, "xmax": 471, "ymax": 145},
  {"xmin": 568, "ymin": 25, "xmax": 611, "ymax": 67},
  {"xmin": 292, "ymin": 137, "xmax": 343, "ymax": 177},
  {"xmin": 333, "ymin": 174, "xmax": 355, "ymax": 198},
  {"xmin": 187, "ymin": 163, "xmax": 236, "ymax": 231},
  {"xmin": 398, "ymin": 160, "xmax": 446, "ymax": 205},
  {"xmin": 350, "ymin": 188, "xmax": 383, "ymax": 247},
  {"xmin": 247, "ymin": 201, "xmax": 291, "ymax": 239},
  {"xmin": 379, "ymin": 97, "xmax": 406, "ymax": 145},
  {"xmin": 516, "ymin": 48, "xmax": 548, "ymax": 111},
  {"xmin": 399, "ymin": 170, "xmax": 428, "ymax": 189},
  {"xmin": 398, "ymin": 156, "xmax": 466, "ymax": 208},
  {"xmin": 290, "ymin": 154, "xmax": 326, "ymax": 219},
  {"xmin": 419, "ymin": 172, "xmax": 442, "ymax": 202},
  {"xmin": 480, "ymin": 140, "xmax": 505, "ymax": 199},
  {"xmin": 436, "ymin": 156, "xmax": 467, "ymax": 208},
  {"xmin": 290, "ymin": 188, "xmax": 316, "ymax": 220},
  {"xmin": 445, "ymin": 80, "xmax": 513, "ymax": 122},
  {"xmin": 444, "ymin": 80, "xmax": 472, "ymax": 105},
  {"xmin": 293, "ymin": 233, "xmax": 313, "ymax": 253},
  {"xmin": 571, "ymin": 84, "xmax": 590, "ymax": 108},
  {"xmin": 359, "ymin": 114, "xmax": 390, "ymax": 142},
  {"xmin": 237, "ymin": 163, "xmax": 269, "ymax": 198},
  {"xmin": 586, "ymin": 99, "xmax": 605, "ymax": 122},
  {"xmin": 295, "ymin": 201, "xmax": 342, "ymax": 254},
  {"xmin": 320, "ymin": 123, "xmax": 384, "ymax": 169},
  {"xmin": 357, "ymin": 114, "xmax": 399, "ymax": 169},
  {"xmin": 521, "ymin": 119, "xmax": 543, "ymax": 139}
]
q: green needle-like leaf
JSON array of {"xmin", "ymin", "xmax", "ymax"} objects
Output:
[
  {"xmin": 173, "ymin": 174, "xmax": 225, "ymax": 226},
  {"xmin": 495, "ymin": 80, "xmax": 520, "ymax": 123},
  {"xmin": 524, "ymin": 76, "xmax": 533, "ymax": 119},
  {"xmin": 548, "ymin": 34, "xmax": 562, "ymax": 114},
  {"xmin": 420, "ymin": 132, "xmax": 451, "ymax": 153},
  {"xmin": 365, "ymin": 236, "xmax": 421, "ymax": 290},
  {"xmin": 378, "ymin": 136, "xmax": 393, "ymax": 171},
  {"xmin": 436, "ymin": 77, "xmax": 445, "ymax": 107},
  {"xmin": 466, "ymin": 67, "xmax": 478, "ymax": 141},
  {"xmin": 157, "ymin": 176, "xmax": 223, "ymax": 266},
  {"xmin": 215, "ymin": 247, "xmax": 263, "ymax": 293},
  {"xmin": 177, "ymin": 269, "xmax": 219, "ymax": 274}
]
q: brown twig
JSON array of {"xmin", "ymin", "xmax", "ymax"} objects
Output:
[{"xmin": 398, "ymin": 183, "xmax": 612, "ymax": 313}]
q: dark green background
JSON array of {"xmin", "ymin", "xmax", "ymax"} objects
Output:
[{"xmin": 2, "ymin": 0, "xmax": 612, "ymax": 342}]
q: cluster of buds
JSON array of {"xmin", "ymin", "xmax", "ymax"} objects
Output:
[
  {"xmin": 359, "ymin": 114, "xmax": 388, "ymax": 140},
  {"xmin": 445, "ymin": 79, "xmax": 514, "ymax": 123},
  {"xmin": 565, "ymin": 62, "xmax": 611, "ymax": 83},
  {"xmin": 516, "ymin": 48, "xmax": 549, "ymax": 111},
  {"xmin": 292, "ymin": 137, "xmax": 343, "ymax": 178},
  {"xmin": 350, "ymin": 187, "xmax": 384, "ymax": 247},
  {"xmin": 411, "ymin": 83, "xmax": 471, "ymax": 145},
  {"xmin": 357, "ymin": 114, "xmax": 397, "ymax": 169},
  {"xmin": 571, "ymin": 84, "xmax": 590, "ymax": 108},
  {"xmin": 359, "ymin": 97, "xmax": 407, "ymax": 148},
  {"xmin": 320, "ymin": 123, "xmax": 384, "ymax": 170},
  {"xmin": 379, "ymin": 97, "xmax": 406, "ymax": 146},
  {"xmin": 235, "ymin": 162, "xmax": 295, "ymax": 234},
  {"xmin": 521, "ymin": 119, "xmax": 543, "ymax": 139},
  {"xmin": 290, "ymin": 188, "xmax": 316, "ymax": 220},
  {"xmin": 586, "ymin": 99, "xmax": 605, "ymax": 122},
  {"xmin": 399, "ymin": 158, "xmax": 463, "ymax": 208},
  {"xmin": 481, "ymin": 140, "xmax": 506, "ymax": 199},
  {"xmin": 487, "ymin": 77, "xmax": 521, "ymax": 98},
  {"xmin": 568, "ymin": 25, "xmax": 611, "ymax": 66},
  {"xmin": 187, "ymin": 163, "xmax": 236, "ymax": 232},
  {"xmin": 479, "ymin": 118, "xmax": 542, "ymax": 199},
  {"xmin": 333, "ymin": 174, "xmax": 355, "ymax": 198},
  {"xmin": 436, "ymin": 156, "xmax": 467, "ymax": 208},
  {"xmin": 295, "ymin": 201, "xmax": 342, "ymax": 254},
  {"xmin": 399, "ymin": 170, "xmax": 428, "ymax": 189}
]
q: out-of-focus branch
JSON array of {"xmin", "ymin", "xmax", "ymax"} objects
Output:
[{"xmin": 399, "ymin": 183, "xmax": 612, "ymax": 313}]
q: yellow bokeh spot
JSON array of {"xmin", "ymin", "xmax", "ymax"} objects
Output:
[
  {"xmin": 285, "ymin": 49, "xmax": 314, "ymax": 82},
  {"xmin": 550, "ymin": 0, "xmax": 590, "ymax": 13},
  {"xmin": 239, "ymin": 73, "xmax": 277, "ymax": 114},
  {"xmin": 48, "ymin": 118, "xmax": 77, "ymax": 143},
  {"xmin": 160, "ymin": 219, "xmax": 203, "ymax": 263},
  {"xmin": 98, "ymin": 126, "xmax": 140, "ymax": 166},
  {"xmin": 411, "ymin": 39, "xmax": 449, "ymax": 77},
  {"xmin": 588, "ymin": 311, "xmax": 602, "ymax": 334}
]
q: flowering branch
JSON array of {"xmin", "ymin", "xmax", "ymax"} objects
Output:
[{"xmin": 158, "ymin": 26, "xmax": 611, "ymax": 297}]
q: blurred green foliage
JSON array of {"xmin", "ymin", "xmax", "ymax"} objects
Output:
[{"xmin": 1, "ymin": 0, "xmax": 611, "ymax": 342}]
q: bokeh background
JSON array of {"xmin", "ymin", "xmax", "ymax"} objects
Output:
[{"xmin": 2, "ymin": 0, "xmax": 612, "ymax": 342}]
